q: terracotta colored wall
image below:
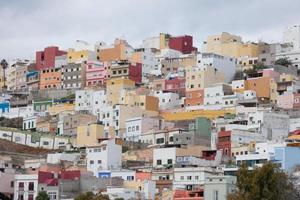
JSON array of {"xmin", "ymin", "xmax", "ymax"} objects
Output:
[
  {"xmin": 39, "ymin": 68, "xmax": 62, "ymax": 89},
  {"xmin": 245, "ymin": 77, "xmax": 270, "ymax": 99},
  {"xmin": 185, "ymin": 90, "xmax": 204, "ymax": 106},
  {"xmin": 99, "ymin": 44, "xmax": 123, "ymax": 62},
  {"xmin": 136, "ymin": 172, "xmax": 152, "ymax": 181}
]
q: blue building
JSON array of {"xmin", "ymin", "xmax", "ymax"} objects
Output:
[
  {"xmin": 274, "ymin": 146, "xmax": 300, "ymax": 172},
  {"xmin": 0, "ymin": 102, "xmax": 10, "ymax": 113},
  {"xmin": 98, "ymin": 171, "xmax": 111, "ymax": 178}
]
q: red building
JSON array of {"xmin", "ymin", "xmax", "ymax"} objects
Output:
[
  {"xmin": 36, "ymin": 46, "xmax": 67, "ymax": 70},
  {"xmin": 216, "ymin": 130, "xmax": 231, "ymax": 157},
  {"xmin": 168, "ymin": 35, "xmax": 197, "ymax": 54},
  {"xmin": 129, "ymin": 62, "xmax": 142, "ymax": 84},
  {"xmin": 164, "ymin": 77, "xmax": 186, "ymax": 97}
]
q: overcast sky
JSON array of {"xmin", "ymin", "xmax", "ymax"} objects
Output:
[{"xmin": 1, "ymin": 0, "xmax": 300, "ymax": 60}]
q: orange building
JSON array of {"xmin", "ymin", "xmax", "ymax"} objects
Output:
[
  {"xmin": 245, "ymin": 77, "xmax": 271, "ymax": 100},
  {"xmin": 185, "ymin": 89, "xmax": 204, "ymax": 106},
  {"xmin": 98, "ymin": 39, "xmax": 132, "ymax": 62},
  {"xmin": 39, "ymin": 68, "xmax": 62, "ymax": 89}
]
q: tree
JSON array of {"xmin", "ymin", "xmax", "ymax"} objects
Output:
[
  {"xmin": 243, "ymin": 62, "xmax": 268, "ymax": 76},
  {"xmin": 36, "ymin": 191, "xmax": 50, "ymax": 200},
  {"xmin": 228, "ymin": 163, "xmax": 300, "ymax": 200},
  {"xmin": 75, "ymin": 192, "xmax": 110, "ymax": 200},
  {"xmin": 0, "ymin": 59, "xmax": 8, "ymax": 88},
  {"xmin": 275, "ymin": 58, "xmax": 292, "ymax": 67}
]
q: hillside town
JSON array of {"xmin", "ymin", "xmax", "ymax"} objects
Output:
[{"xmin": 1, "ymin": 25, "xmax": 300, "ymax": 200}]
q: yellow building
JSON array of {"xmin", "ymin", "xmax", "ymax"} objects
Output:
[
  {"xmin": 67, "ymin": 49, "xmax": 96, "ymax": 63},
  {"xmin": 159, "ymin": 33, "xmax": 171, "ymax": 49},
  {"xmin": 204, "ymin": 32, "xmax": 259, "ymax": 58},
  {"xmin": 161, "ymin": 109, "xmax": 235, "ymax": 121},
  {"xmin": 76, "ymin": 123, "xmax": 105, "ymax": 147},
  {"xmin": 106, "ymin": 78, "xmax": 136, "ymax": 105}
]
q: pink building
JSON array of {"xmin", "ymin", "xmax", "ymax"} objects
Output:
[
  {"xmin": 277, "ymin": 93, "xmax": 294, "ymax": 109},
  {"xmin": 261, "ymin": 68, "xmax": 280, "ymax": 78},
  {"xmin": 85, "ymin": 61, "xmax": 108, "ymax": 87}
]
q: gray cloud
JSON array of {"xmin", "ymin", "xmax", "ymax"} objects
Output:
[{"xmin": 0, "ymin": 0, "xmax": 299, "ymax": 60}]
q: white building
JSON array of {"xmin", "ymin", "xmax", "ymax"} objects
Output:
[
  {"xmin": 14, "ymin": 174, "xmax": 38, "ymax": 200},
  {"xmin": 283, "ymin": 25, "xmax": 300, "ymax": 50},
  {"xmin": 106, "ymin": 180, "xmax": 156, "ymax": 200},
  {"xmin": 204, "ymin": 84, "xmax": 236, "ymax": 110},
  {"xmin": 1, "ymin": 105, "xmax": 34, "ymax": 119},
  {"xmin": 231, "ymin": 80, "xmax": 245, "ymax": 91},
  {"xmin": 173, "ymin": 167, "xmax": 220, "ymax": 190},
  {"xmin": 152, "ymin": 91, "xmax": 181, "ymax": 110},
  {"xmin": 75, "ymin": 89, "xmax": 106, "ymax": 118},
  {"xmin": 86, "ymin": 139, "xmax": 122, "ymax": 176},
  {"xmin": 153, "ymin": 49, "xmax": 182, "ymax": 76},
  {"xmin": 98, "ymin": 169, "xmax": 135, "ymax": 181},
  {"xmin": 47, "ymin": 152, "xmax": 80, "ymax": 164},
  {"xmin": 276, "ymin": 49, "xmax": 300, "ymax": 69},
  {"xmin": 198, "ymin": 53, "xmax": 236, "ymax": 83},
  {"xmin": 153, "ymin": 147, "xmax": 176, "ymax": 167},
  {"xmin": 142, "ymin": 36, "xmax": 160, "ymax": 49},
  {"xmin": 125, "ymin": 117, "xmax": 160, "ymax": 142},
  {"xmin": 204, "ymin": 176, "xmax": 237, "ymax": 200},
  {"xmin": 23, "ymin": 115, "xmax": 36, "ymax": 130}
]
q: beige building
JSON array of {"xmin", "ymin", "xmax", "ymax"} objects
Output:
[
  {"xmin": 161, "ymin": 55, "xmax": 197, "ymax": 77},
  {"xmin": 120, "ymin": 90, "xmax": 159, "ymax": 112},
  {"xmin": 204, "ymin": 32, "xmax": 259, "ymax": 58},
  {"xmin": 76, "ymin": 123, "xmax": 106, "ymax": 147},
  {"xmin": 185, "ymin": 65, "xmax": 225, "ymax": 91},
  {"xmin": 106, "ymin": 78, "xmax": 136, "ymax": 105}
]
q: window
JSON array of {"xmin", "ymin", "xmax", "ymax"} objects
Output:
[
  {"xmin": 156, "ymin": 138, "xmax": 164, "ymax": 144},
  {"xmin": 157, "ymin": 159, "xmax": 162, "ymax": 165},
  {"xmin": 98, "ymin": 160, "xmax": 102, "ymax": 164},
  {"xmin": 18, "ymin": 195, "xmax": 24, "ymax": 200},
  {"xmin": 19, "ymin": 182, "xmax": 24, "ymax": 190},
  {"xmin": 127, "ymin": 176, "xmax": 134, "ymax": 181},
  {"xmin": 180, "ymin": 176, "xmax": 184, "ymax": 180},
  {"xmin": 187, "ymin": 176, "xmax": 192, "ymax": 180},
  {"xmin": 28, "ymin": 182, "xmax": 34, "ymax": 191},
  {"xmin": 128, "ymin": 127, "xmax": 131, "ymax": 132},
  {"xmin": 214, "ymin": 190, "xmax": 219, "ymax": 200},
  {"xmin": 136, "ymin": 126, "xmax": 139, "ymax": 131},
  {"xmin": 28, "ymin": 194, "xmax": 34, "ymax": 200},
  {"xmin": 195, "ymin": 176, "xmax": 199, "ymax": 180},
  {"xmin": 167, "ymin": 159, "xmax": 173, "ymax": 164},
  {"xmin": 90, "ymin": 160, "xmax": 94, "ymax": 164}
]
